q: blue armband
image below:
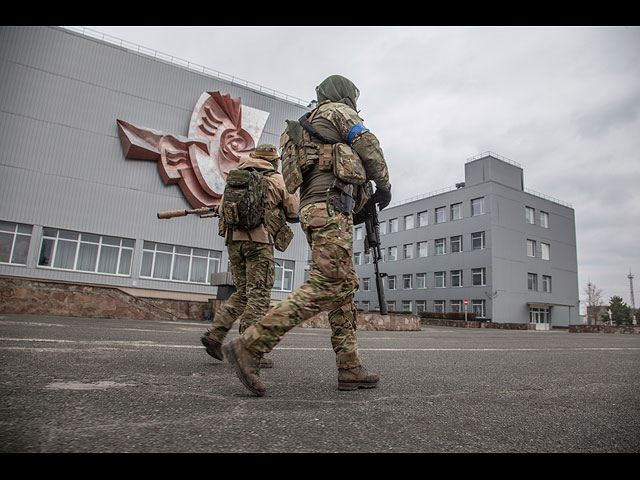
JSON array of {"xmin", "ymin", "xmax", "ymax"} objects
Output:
[
  {"xmin": 347, "ymin": 122, "xmax": 369, "ymax": 144},
  {"xmin": 287, "ymin": 216, "xmax": 300, "ymax": 223}
]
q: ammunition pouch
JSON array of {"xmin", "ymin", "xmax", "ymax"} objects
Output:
[
  {"xmin": 264, "ymin": 209, "xmax": 294, "ymax": 252},
  {"xmin": 332, "ymin": 143, "xmax": 366, "ymax": 185}
]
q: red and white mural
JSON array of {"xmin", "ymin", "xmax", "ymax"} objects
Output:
[{"xmin": 117, "ymin": 91, "xmax": 269, "ymax": 207}]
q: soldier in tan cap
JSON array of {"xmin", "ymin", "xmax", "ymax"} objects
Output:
[{"xmin": 201, "ymin": 144, "xmax": 299, "ymax": 368}]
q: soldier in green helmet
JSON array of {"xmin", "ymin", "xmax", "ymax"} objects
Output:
[
  {"xmin": 223, "ymin": 75, "xmax": 392, "ymax": 396},
  {"xmin": 201, "ymin": 144, "xmax": 299, "ymax": 368}
]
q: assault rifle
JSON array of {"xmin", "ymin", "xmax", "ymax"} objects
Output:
[
  {"xmin": 358, "ymin": 182, "xmax": 388, "ymax": 315},
  {"xmin": 157, "ymin": 206, "xmax": 219, "ymax": 219}
]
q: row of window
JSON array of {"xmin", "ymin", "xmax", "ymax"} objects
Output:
[
  {"xmin": 356, "ymin": 299, "xmax": 487, "ymax": 317},
  {"xmin": 355, "ymin": 231, "xmax": 486, "ymax": 265},
  {"xmin": 527, "ymin": 239, "xmax": 551, "ymax": 260},
  {"xmin": 0, "ymin": 222, "xmax": 295, "ymax": 291},
  {"xmin": 361, "ymin": 268, "xmax": 488, "ymax": 291},
  {"xmin": 354, "ymin": 197, "xmax": 485, "ymax": 237},
  {"xmin": 528, "ymin": 273, "xmax": 552, "ymax": 293},
  {"xmin": 525, "ymin": 206, "xmax": 549, "ymax": 228}
]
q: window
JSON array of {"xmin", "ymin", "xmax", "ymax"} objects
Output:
[
  {"xmin": 472, "ymin": 231, "xmax": 485, "ymax": 250},
  {"xmin": 434, "ymin": 300, "xmax": 445, "ymax": 313},
  {"xmin": 402, "ymin": 301, "xmax": 412, "ymax": 313},
  {"xmin": 543, "ymin": 275, "xmax": 552, "ymax": 293},
  {"xmin": 450, "ymin": 300, "xmax": 462, "ymax": 313},
  {"xmin": 379, "ymin": 221, "xmax": 386, "ymax": 235},
  {"xmin": 354, "ymin": 227, "xmax": 363, "ymax": 240},
  {"xmin": 140, "ymin": 241, "xmax": 220, "ymax": 283},
  {"xmin": 362, "ymin": 301, "xmax": 370, "ymax": 312},
  {"xmin": 418, "ymin": 211, "xmax": 428, "ymax": 227},
  {"xmin": 435, "ymin": 207, "xmax": 446, "ymax": 223},
  {"xmin": 416, "ymin": 300, "xmax": 426, "ymax": 313},
  {"xmin": 404, "ymin": 214, "xmax": 414, "ymax": 230},
  {"xmin": 362, "ymin": 277, "xmax": 370, "ymax": 291},
  {"xmin": 525, "ymin": 206, "xmax": 535, "ymax": 224},
  {"xmin": 435, "ymin": 238, "xmax": 446, "ymax": 255},
  {"xmin": 471, "ymin": 198, "xmax": 484, "ymax": 216},
  {"xmin": 527, "ymin": 239, "xmax": 536, "ymax": 257},
  {"xmin": 403, "ymin": 243, "xmax": 413, "ymax": 259},
  {"xmin": 451, "ymin": 235, "xmax": 462, "ymax": 253},
  {"xmin": 435, "ymin": 271, "xmax": 446, "ymax": 288},
  {"xmin": 541, "ymin": 243, "xmax": 550, "ymax": 260},
  {"xmin": 0, "ymin": 221, "xmax": 32, "ymax": 265},
  {"xmin": 472, "ymin": 268, "xmax": 486, "ymax": 286},
  {"xmin": 364, "ymin": 252, "xmax": 371, "ymax": 264},
  {"xmin": 388, "ymin": 246, "xmax": 397, "ymax": 261},
  {"xmin": 450, "ymin": 203, "xmax": 462, "ymax": 220},
  {"xmin": 528, "ymin": 272, "xmax": 538, "ymax": 291},
  {"xmin": 387, "ymin": 301, "xmax": 396, "ymax": 312},
  {"xmin": 388, "ymin": 275, "xmax": 396, "ymax": 290},
  {"xmin": 416, "ymin": 273, "xmax": 426, "ymax": 289},
  {"xmin": 389, "ymin": 218, "xmax": 398, "ymax": 233},
  {"xmin": 417, "ymin": 241, "xmax": 428, "ymax": 257},
  {"xmin": 540, "ymin": 211, "xmax": 549, "ymax": 228},
  {"xmin": 274, "ymin": 260, "xmax": 295, "ymax": 292},
  {"xmin": 451, "ymin": 270, "xmax": 462, "ymax": 287},
  {"xmin": 472, "ymin": 300, "xmax": 486, "ymax": 318},
  {"xmin": 353, "ymin": 252, "xmax": 361, "ymax": 266},
  {"xmin": 403, "ymin": 274, "xmax": 412, "ymax": 289},
  {"xmin": 39, "ymin": 228, "xmax": 134, "ymax": 276}
]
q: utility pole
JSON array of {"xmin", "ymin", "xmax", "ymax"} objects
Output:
[{"xmin": 629, "ymin": 272, "xmax": 637, "ymax": 325}]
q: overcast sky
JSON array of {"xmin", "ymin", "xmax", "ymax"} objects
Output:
[{"xmin": 83, "ymin": 26, "xmax": 640, "ymax": 310}]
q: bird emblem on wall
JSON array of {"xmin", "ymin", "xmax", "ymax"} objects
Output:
[{"xmin": 116, "ymin": 91, "xmax": 269, "ymax": 207}]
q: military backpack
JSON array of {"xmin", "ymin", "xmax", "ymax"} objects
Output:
[{"xmin": 220, "ymin": 167, "xmax": 275, "ymax": 244}]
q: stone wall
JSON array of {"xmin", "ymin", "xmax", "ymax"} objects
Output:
[
  {"xmin": 568, "ymin": 324, "xmax": 640, "ymax": 334},
  {"xmin": 0, "ymin": 276, "xmax": 211, "ymax": 322},
  {"xmin": 420, "ymin": 318, "xmax": 536, "ymax": 330},
  {"xmin": 0, "ymin": 276, "xmax": 420, "ymax": 331}
]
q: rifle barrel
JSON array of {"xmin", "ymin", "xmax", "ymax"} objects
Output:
[{"xmin": 157, "ymin": 206, "xmax": 219, "ymax": 219}]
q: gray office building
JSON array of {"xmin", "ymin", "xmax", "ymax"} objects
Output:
[
  {"xmin": 0, "ymin": 26, "xmax": 311, "ymax": 305},
  {"xmin": 353, "ymin": 152, "xmax": 579, "ymax": 329}
]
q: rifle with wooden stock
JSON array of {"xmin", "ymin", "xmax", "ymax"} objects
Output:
[{"xmin": 157, "ymin": 206, "xmax": 219, "ymax": 219}]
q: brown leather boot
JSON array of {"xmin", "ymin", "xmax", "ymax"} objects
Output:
[
  {"xmin": 259, "ymin": 357, "xmax": 274, "ymax": 368},
  {"xmin": 201, "ymin": 333, "xmax": 223, "ymax": 361},
  {"xmin": 338, "ymin": 365, "xmax": 379, "ymax": 390},
  {"xmin": 222, "ymin": 338, "xmax": 266, "ymax": 396}
]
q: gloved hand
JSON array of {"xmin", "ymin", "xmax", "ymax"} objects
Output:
[{"xmin": 372, "ymin": 188, "xmax": 391, "ymax": 210}]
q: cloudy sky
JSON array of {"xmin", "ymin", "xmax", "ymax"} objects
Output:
[{"xmin": 83, "ymin": 26, "xmax": 639, "ymax": 310}]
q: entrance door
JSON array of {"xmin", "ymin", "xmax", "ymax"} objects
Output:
[{"xmin": 529, "ymin": 306, "xmax": 551, "ymax": 330}]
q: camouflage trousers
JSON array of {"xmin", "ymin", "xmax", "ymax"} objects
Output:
[
  {"xmin": 207, "ymin": 240, "xmax": 275, "ymax": 344},
  {"xmin": 241, "ymin": 202, "xmax": 362, "ymax": 369}
]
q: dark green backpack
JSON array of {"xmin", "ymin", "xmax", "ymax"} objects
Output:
[{"xmin": 221, "ymin": 167, "xmax": 274, "ymax": 243}]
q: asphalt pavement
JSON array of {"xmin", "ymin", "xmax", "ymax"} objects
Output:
[{"xmin": 1, "ymin": 313, "xmax": 639, "ymax": 453}]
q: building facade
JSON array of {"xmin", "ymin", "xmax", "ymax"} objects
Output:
[
  {"xmin": 0, "ymin": 27, "xmax": 311, "ymax": 304},
  {"xmin": 354, "ymin": 152, "xmax": 579, "ymax": 329}
]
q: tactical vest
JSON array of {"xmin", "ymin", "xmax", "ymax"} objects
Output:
[{"xmin": 280, "ymin": 110, "xmax": 366, "ymax": 195}]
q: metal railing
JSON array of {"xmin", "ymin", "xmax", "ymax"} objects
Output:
[{"xmin": 59, "ymin": 26, "xmax": 311, "ymax": 108}]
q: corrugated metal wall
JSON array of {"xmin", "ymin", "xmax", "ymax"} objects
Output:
[{"xmin": 0, "ymin": 26, "xmax": 311, "ymax": 296}]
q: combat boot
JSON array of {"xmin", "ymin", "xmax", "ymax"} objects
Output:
[
  {"xmin": 200, "ymin": 332, "xmax": 223, "ymax": 361},
  {"xmin": 337, "ymin": 365, "xmax": 379, "ymax": 390},
  {"xmin": 222, "ymin": 338, "xmax": 266, "ymax": 397},
  {"xmin": 259, "ymin": 356, "xmax": 274, "ymax": 368}
]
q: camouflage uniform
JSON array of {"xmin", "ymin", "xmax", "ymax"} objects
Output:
[
  {"xmin": 202, "ymin": 145, "xmax": 299, "ymax": 360},
  {"xmin": 231, "ymin": 75, "xmax": 391, "ymax": 384}
]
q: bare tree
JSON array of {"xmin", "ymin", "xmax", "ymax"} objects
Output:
[{"xmin": 584, "ymin": 281, "xmax": 604, "ymax": 325}]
